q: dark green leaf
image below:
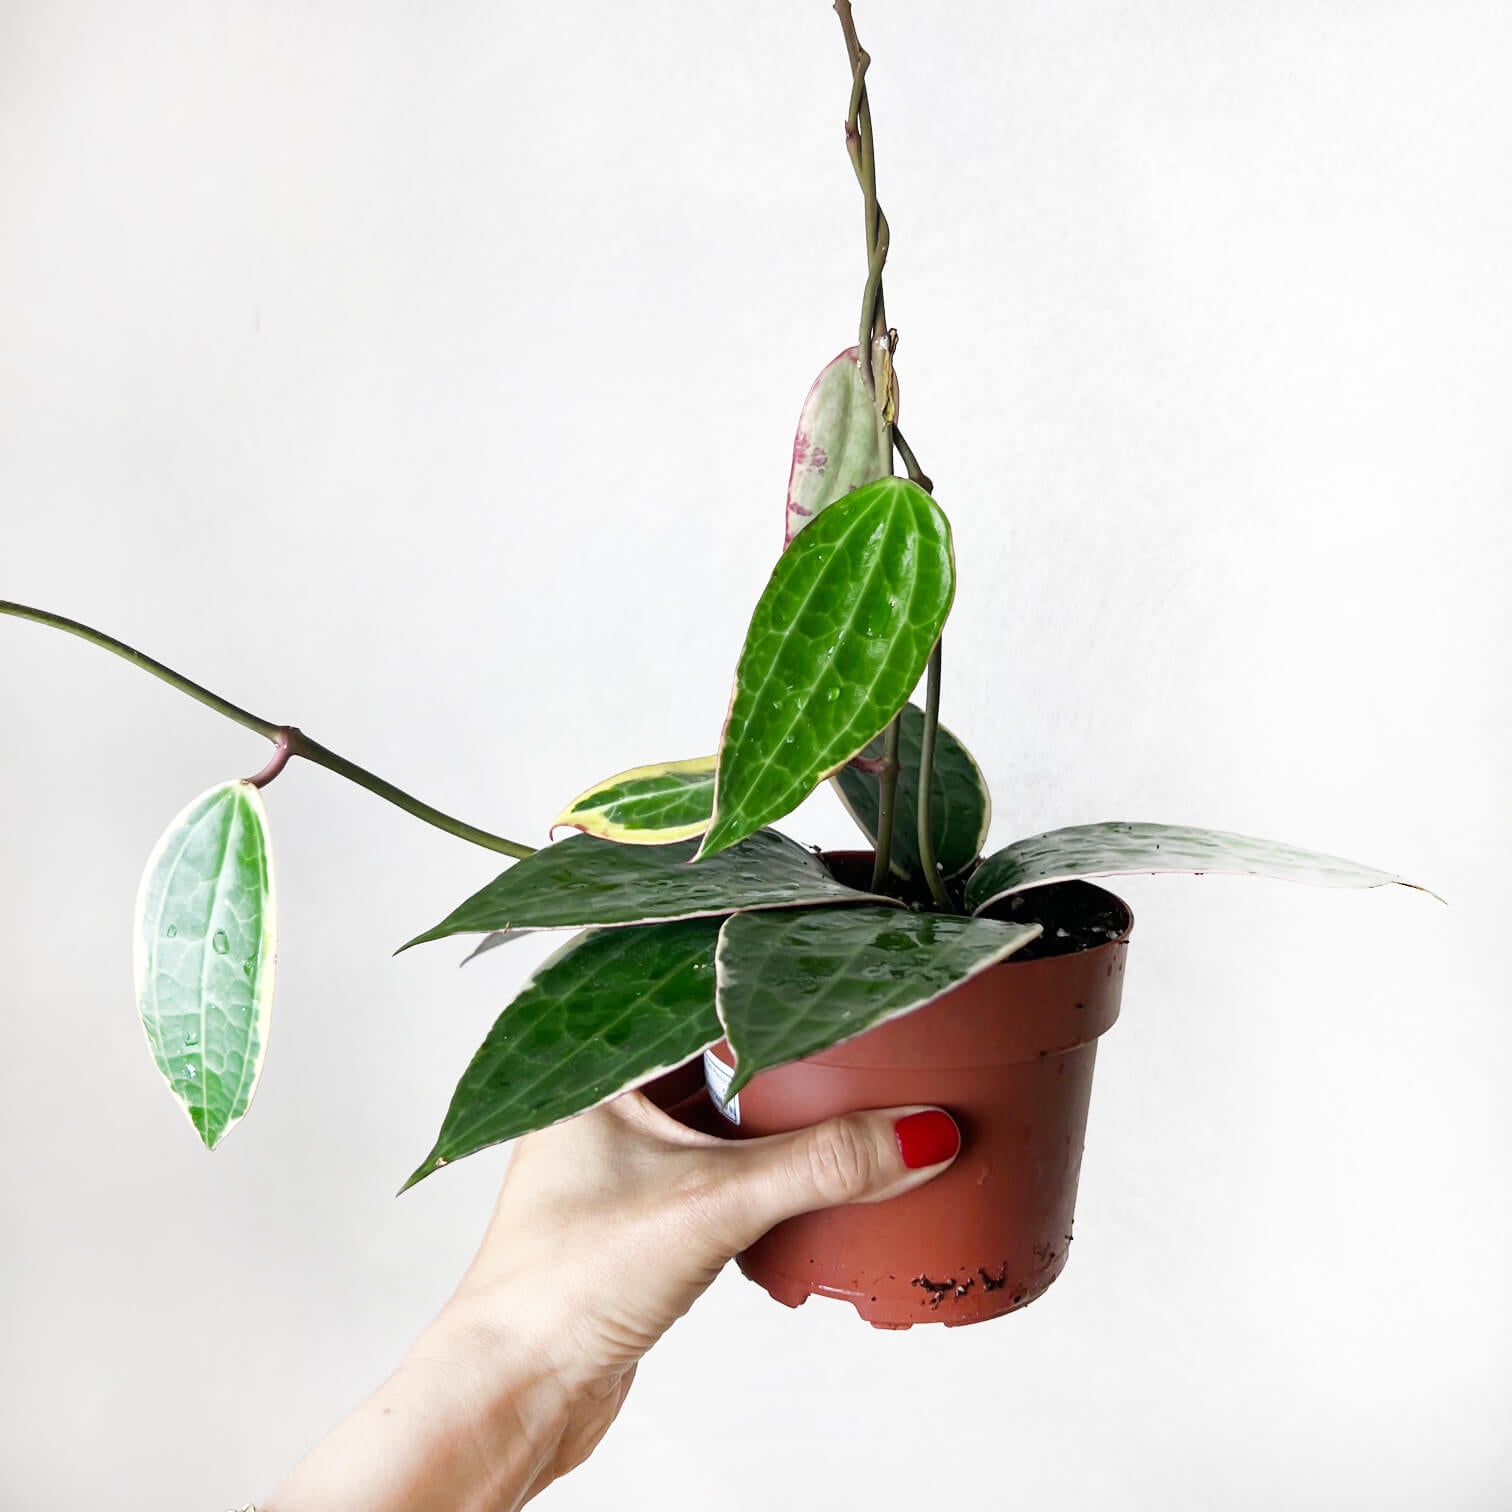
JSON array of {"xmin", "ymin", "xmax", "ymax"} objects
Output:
[
  {"xmin": 402, "ymin": 828, "xmax": 892, "ymax": 950},
  {"xmin": 132, "ymin": 781, "xmax": 277, "ymax": 1151},
  {"xmin": 832, "ymin": 701, "xmax": 991, "ymax": 880},
  {"xmin": 699, "ymin": 478, "xmax": 955, "ymax": 860},
  {"xmin": 715, "ymin": 906, "xmax": 1041, "ymax": 1098},
  {"xmin": 965, "ymin": 821, "xmax": 1433, "ymax": 915},
  {"xmin": 405, "ymin": 918, "xmax": 723, "ymax": 1187}
]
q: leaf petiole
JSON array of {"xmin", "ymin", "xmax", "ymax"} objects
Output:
[{"xmin": 0, "ymin": 600, "xmax": 536, "ymax": 860}]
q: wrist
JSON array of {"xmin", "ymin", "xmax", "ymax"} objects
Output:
[
  {"xmin": 266, "ymin": 1298, "xmax": 571, "ymax": 1512},
  {"xmin": 404, "ymin": 1299, "xmax": 574, "ymax": 1509}
]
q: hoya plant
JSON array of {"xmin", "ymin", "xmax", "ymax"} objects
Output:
[{"xmin": 1, "ymin": 3, "xmax": 1428, "ymax": 1189}]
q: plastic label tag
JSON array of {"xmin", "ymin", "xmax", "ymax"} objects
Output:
[{"xmin": 702, "ymin": 1047, "xmax": 740, "ymax": 1126}]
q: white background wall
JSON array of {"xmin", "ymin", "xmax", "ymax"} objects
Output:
[{"xmin": 2, "ymin": 2, "xmax": 1509, "ymax": 1507}]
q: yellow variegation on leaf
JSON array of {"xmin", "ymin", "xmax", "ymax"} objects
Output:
[{"xmin": 552, "ymin": 756, "xmax": 717, "ymax": 844}]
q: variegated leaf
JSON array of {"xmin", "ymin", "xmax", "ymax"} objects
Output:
[
  {"xmin": 965, "ymin": 821, "xmax": 1434, "ymax": 915},
  {"xmin": 402, "ymin": 828, "xmax": 893, "ymax": 950},
  {"xmin": 404, "ymin": 918, "xmax": 724, "ymax": 1188},
  {"xmin": 785, "ymin": 346, "xmax": 891, "ymax": 545},
  {"xmin": 552, "ymin": 756, "xmax": 716, "ymax": 845},
  {"xmin": 715, "ymin": 906, "xmax": 1043, "ymax": 1098},
  {"xmin": 133, "ymin": 781, "xmax": 277, "ymax": 1151}
]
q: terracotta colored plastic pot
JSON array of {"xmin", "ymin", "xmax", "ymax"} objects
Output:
[{"xmin": 699, "ymin": 866, "xmax": 1132, "ymax": 1329}]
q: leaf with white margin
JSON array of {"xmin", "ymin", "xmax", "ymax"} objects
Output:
[
  {"xmin": 402, "ymin": 828, "xmax": 893, "ymax": 950},
  {"xmin": 133, "ymin": 781, "xmax": 277, "ymax": 1151},
  {"xmin": 552, "ymin": 756, "xmax": 716, "ymax": 845},
  {"xmin": 965, "ymin": 821, "xmax": 1438, "ymax": 916},
  {"xmin": 785, "ymin": 346, "xmax": 891, "ymax": 546},
  {"xmin": 715, "ymin": 906, "xmax": 1042, "ymax": 1099},
  {"xmin": 404, "ymin": 918, "xmax": 723, "ymax": 1189}
]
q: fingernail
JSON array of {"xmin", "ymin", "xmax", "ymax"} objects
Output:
[{"xmin": 894, "ymin": 1109, "xmax": 960, "ymax": 1169}]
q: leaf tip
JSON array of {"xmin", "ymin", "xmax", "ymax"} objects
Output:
[
  {"xmin": 723, "ymin": 1059, "xmax": 753, "ymax": 1103},
  {"xmin": 690, "ymin": 831, "xmax": 724, "ymax": 864},
  {"xmin": 398, "ymin": 1152, "xmax": 448, "ymax": 1195},
  {"xmin": 547, "ymin": 800, "xmax": 586, "ymax": 841},
  {"xmin": 394, "ymin": 928, "xmax": 438, "ymax": 956}
]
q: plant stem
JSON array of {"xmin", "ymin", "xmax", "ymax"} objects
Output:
[
  {"xmin": 892, "ymin": 423, "xmax": 933, "ymax": 494},
  {"xmin": 0, "ymin": 600, "xmax": 536, "ymax": 860},
  {"xmin": 288, "ymin": 731, "xmax": 534, "ymax": 858},
  {"xmin": 889, "ymin": 429, "xmax": 952, "ymax": 906},
  {"xmin": 836, "ymin": 3, "xmax": 905, "ymax": 892},
  {"xmin": 915, "ymin": 640, "xmax": 952, "ymax": 908},
  {"xmin": 247, "ymin": 728, "xmax": 295, "ymax": 788},
  {"xmin": 835, "ymin": 0, "xmax": 890, "ymax": 393},
  {"xmin": 3, "ymin": 600, "xmax": 284, "ymax": 740},
  {"xmin": 870, "ymin": 717, "xmax": 903, "ymax": 889}
]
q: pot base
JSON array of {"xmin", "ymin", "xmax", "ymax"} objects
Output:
[
  {"xmin": 721, "ymin": 1033, "xmax": 1103, "ymax": 1328},
  {"xmin": 736, "ymin": 1235, "xmax": 1072, "ymax": 1330}
]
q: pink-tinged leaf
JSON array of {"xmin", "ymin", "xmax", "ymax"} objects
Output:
[{"xmin": 784, "ymin": 346, "xmax": 892, "ymax": 546}]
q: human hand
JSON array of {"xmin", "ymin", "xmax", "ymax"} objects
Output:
[{"xmin": 267, "ymin": 1088, "xmax": 959, "ymax": 1512}]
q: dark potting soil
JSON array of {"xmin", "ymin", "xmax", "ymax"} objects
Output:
[
  {"xmin": 979, "ymin": 879, "xmax": 1130, "ymax": 960},
  {"xmin": 821, "ymin": 852, "xmax": 1129, "ymax": 961}
]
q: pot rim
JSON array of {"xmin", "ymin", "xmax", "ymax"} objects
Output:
[{"xmin": 821, "ymin": 848, "xmax": 1137, "ymax": 959}]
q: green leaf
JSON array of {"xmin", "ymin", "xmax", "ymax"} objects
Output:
[
  {"xmin": 552, "ymin": 756, "xmax": 716, "ymax": 845},
  {"xmin": 459, "ymin": 929, "xmax": 538, "ymax": 965},
  {"xmin": 831, "ymin": 701, "xmax": 991, "ymax": 880},
  {"xmin": 402, "ymin": 828, "xmax": 892, "ymax": 950},
  {"xmin": 405, "ymin": 918, "xmax": 723, "ymax": 1187},
  {"xmin": 699, "ymin": 477, "xmax": 955, "ymax": 861},
  {"xmin": 965, "ymin": 821, "xmax": 1436, "ymax": 915},
  {"xmin": 785, "ymin": 346, "xmax": 891, "ymax": 545},
  {"xmin": 715, "ymin": 906, "xmax": 1042, "ymax": 1098},
  {"xmin": 132, "ymin": 781, "xmax": 277, "ymax": 1151}
]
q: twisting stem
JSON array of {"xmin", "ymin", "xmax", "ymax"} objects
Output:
[
  {"xmin": 837, "ymin": 3, "xmax": 905, "ymax": 891},
  {"xmin": 835, "ymin": 0, "xmax": 889, "ymax": 389},
  {"xmin": 915, "ymin": 641, "xmax": 952, "ymax": 908},
  {"xmin": 0, "ymin": 600, "xmax": 536, "ymax": 860}
]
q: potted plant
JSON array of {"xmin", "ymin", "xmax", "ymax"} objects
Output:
[{"xmin": 0, "ymin": 2, "xmax": 1431, "ymax": 1330}]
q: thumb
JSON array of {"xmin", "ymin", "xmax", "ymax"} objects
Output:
[{"xmin": 712, "ymin": 1106, "xmax": 960, "ymax": 1255}]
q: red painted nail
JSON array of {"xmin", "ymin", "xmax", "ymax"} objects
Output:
[{"xmin": 894, "ymin": 1110, "xmax": 960, "ymax": 1169}]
